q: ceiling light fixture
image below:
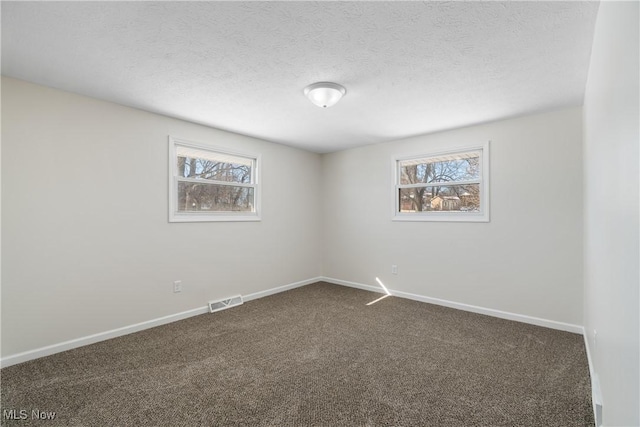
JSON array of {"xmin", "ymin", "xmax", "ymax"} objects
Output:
[{"xmin": 303, "ymin": 82, "xmax": 346, "ymax": 108}]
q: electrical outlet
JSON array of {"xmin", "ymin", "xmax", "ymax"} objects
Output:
[
  {"xmin": 173, "ymin": 280, "xmax": 182, "ymax": 293},
  {"xmin": 391, "ymin": 265, "xmax": 398, "ymax": 275}
]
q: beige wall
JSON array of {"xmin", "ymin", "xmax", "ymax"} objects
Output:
[
  {"xmin": 1, "ymin": 77, "xmax": 322, "ymax": 357},
  {"xmin": 322, "ymin": 108, "xmax": 584, "ymax": 325},
  {"xmin": 583, "ymin": 1, "xmax": 640, "ymax": 425}
]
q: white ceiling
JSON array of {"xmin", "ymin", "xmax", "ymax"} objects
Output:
[{"xmin": 1, "ymin": 1, "xmax": 599, "ymax": 153}]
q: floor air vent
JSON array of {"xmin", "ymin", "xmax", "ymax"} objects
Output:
[{"xmin": 208, "ymin": 295, "xmax": 243, "ymax": 313}]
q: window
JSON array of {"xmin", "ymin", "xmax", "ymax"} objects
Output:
[
  {"xmin": 393, "ymin": 142, "xmax": 489, "ymax": 222},
  {"xmin": 169, "ymin": 137, "xmax": 260, "ymax": 222}
]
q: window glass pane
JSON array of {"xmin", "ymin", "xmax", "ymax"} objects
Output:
[
  {"xmin": 400, "ymin": 153, "xmax": 480, "ymax": 185},
  {"xmin": 178, "ymin": 155, "xmax": 252, "ymax": 184},
  {"xmin": 399, "ymin": 184, "xmax": 480, "ymax": 212},
  {"xmin": 176, "ymin": 146, "xmax": 253, "ymax": 166},
  {"xmin": 178, "ymin": 182, "xmax": 254, "ymax": 212}
]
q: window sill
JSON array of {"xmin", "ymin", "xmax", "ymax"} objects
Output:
[
  {"xmin": 169, "ymin": 213, "xmax": 261, "ymax": 223},
  {"xmin": 393, "ymin": 213, "xmax": 489, "ymax": 223}
]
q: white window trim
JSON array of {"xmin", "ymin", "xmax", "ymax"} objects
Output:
[
  {"xmin": 392, "ymin": 141, "xmax": 490, "ymax": 222},
  {"xmin": 168, "ymin": 136, "xmax": 261, "ymax": 222}
]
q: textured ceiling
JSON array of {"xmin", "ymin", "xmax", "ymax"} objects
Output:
[{"xmin": 1, "ymin": 1, "xmax": 599, "ymax": 153}]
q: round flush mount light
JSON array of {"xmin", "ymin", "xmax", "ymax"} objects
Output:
[{"xmin": 303, "ymin": 82, "xmax": 346, "ymax": 108}]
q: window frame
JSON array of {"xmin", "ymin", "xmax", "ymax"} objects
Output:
[
  {"xmin": 168, "ymin": 136, "xmax": 261, "ymax": 223},
  {"xmin": 392, "ymin": 141, "xmax": 490, "ymax": 222}
]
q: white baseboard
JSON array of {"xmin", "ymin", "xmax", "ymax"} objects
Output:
[
  {"xmin": 322, "ymin": 277, "xmax": 387, "ymax": 295},
  {"xmin": 0, "ymin": 276, "xmax": 322, "ymax": 369},
  {"xmin": 0, "ymin": 306, "xmax": 208, "ymax": 369},
  {"xmin": 0, "ymin": 276, "xmax": 583, "ymax": 368},
  {"xmin": 244, "ymin": 277, "xmax": 320, "ymax": 302},
  {"xmin": 582, "ymin": 328, "xmax": 602, "ymax": 427},
  {"xmin": 320, "ymin": 276, "xmax": 583, "ymax": 334}
]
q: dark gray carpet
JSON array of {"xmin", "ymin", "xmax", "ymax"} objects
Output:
[{"xmin": 1, "ymin": 282, "xmax": 593, "ymax": 426}]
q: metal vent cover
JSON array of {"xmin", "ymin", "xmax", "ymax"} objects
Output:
[{"xmin": 208, "ymin": 295, "xmax": 243, "ymax": 313}]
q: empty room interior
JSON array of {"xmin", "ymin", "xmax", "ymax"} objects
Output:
[{"xmin": 1, "ymin": 1, "xmax": 638, "ymax": 426}]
